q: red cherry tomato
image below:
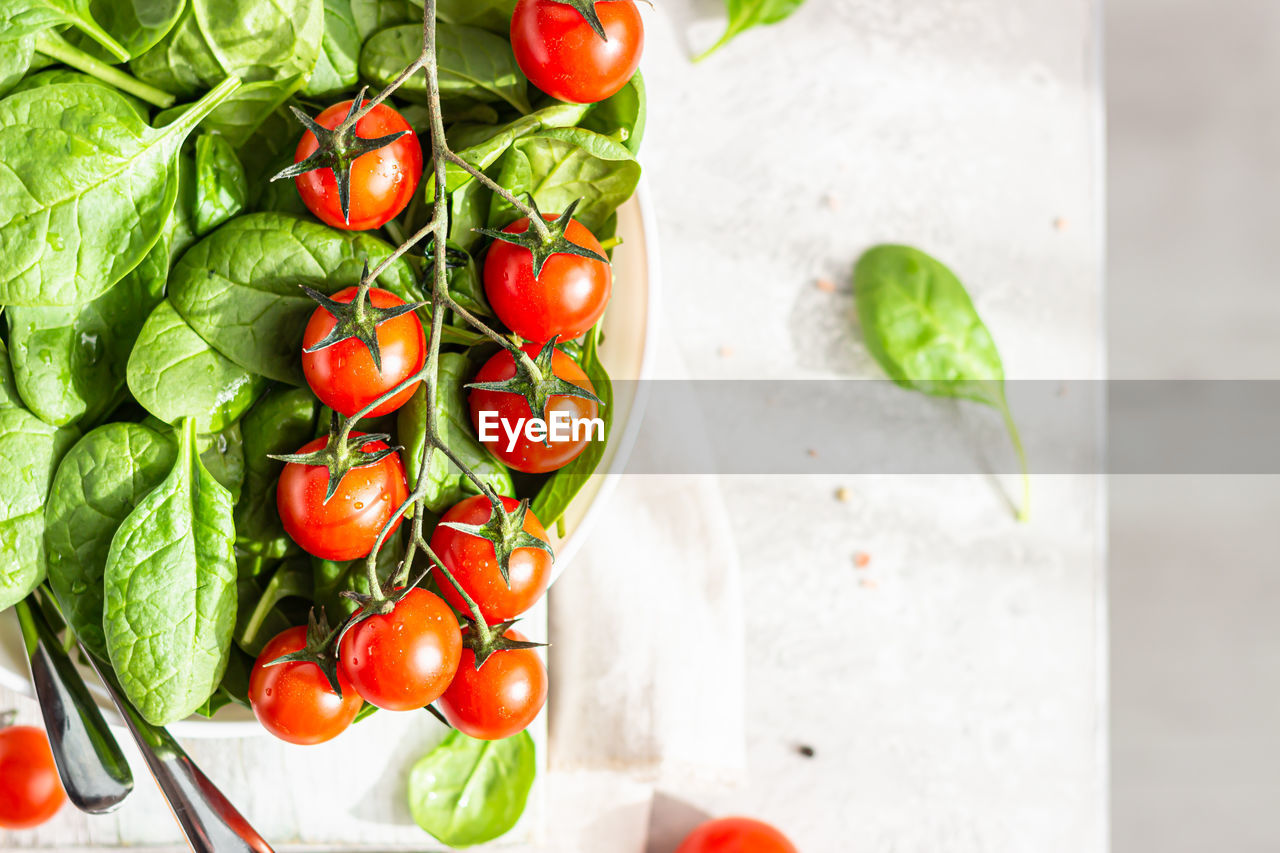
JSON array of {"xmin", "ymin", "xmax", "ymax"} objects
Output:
[
  {"xmin": 293, "ymin": 100, "xmax": 423, "ymax": 230},
  {"xmin": 339, "ymin": 588, "xmax": 463, "ymax": 711},
  {"xmin": 276, "ymin": 433, "xmax": 408, "ymax": 561},
  {"xmin": 429, "ymin": 495, "xmax": 553, "ymax": 622},
  {"xmin": 675, "ymin": 818, "xmax": 798, "ymax": 853},
  {"xmin": 0, "ymin": 724, "xmax": 65, "ymax": 829},
  {"xmin": 301, "ymin": 286, "xmax": 425, "ymax": 418},
  {"xmin": 248, "ymin": 626, "xmax": 364, "ymax": 745},
  {"xmin": 469, "ymin": 343, "xmax": 599, "ymax": 474},
  {"xmin": 511, "ymin": 0, "xmax": 644, "ymax": 104},
  {"xmin": 438, "ymin": 628, "xmax": 547, "ymax": 740},
  {"xmin": 483, "ymin": 215, "xmax": 611, "ymax": 343}
]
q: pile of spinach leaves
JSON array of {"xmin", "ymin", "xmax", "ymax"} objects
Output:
[{"xmin": 0, "ymin": 0, "xmax": 640, "ymax": 842}]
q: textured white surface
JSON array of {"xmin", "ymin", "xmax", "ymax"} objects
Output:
[{"xmin": 0, "ymin": 0, "xmax": 1105, "ymax": 849}]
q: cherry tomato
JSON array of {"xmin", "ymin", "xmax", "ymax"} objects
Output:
[
  {"xmin": 0, "ymin": 724, "xmax": 65, "ymax": 829},
  {"xmin": 511, "ymin": 0, "xmax": 644, "ymax": 104},
  {"xmin": 294, "ymin": 100, "xmax": 422, "ymax": 230},
  {"xmin": 438, "ymin": 628, "xmax": 547, "ymax": 740},
  {"xmin": 301, "ymin": 286, "xmax": 425, "ymax": 418},
  {"xmin": 248, "ymin": 626, "xmax": 363, "ymax": 745},
  {"xmin": 484, "ymin": 215, "xmax": 611, "ymax": 343},
  {"xmin": 469, "ymin": 343, "xmax": 599, "ymax": 474},
  {"xmin": 277, "ymin": 433, "xmax": 408, "ymax": 561},
  {"xmin": 429, "ymin": 495, "xmax": 553, "ymax": 622},
  {"xmin": 675, "ymin": 818, "xmax": 798, "ymax": 853},
  {"xmin": 339, "ymin": 588, "xmax": 463, "ymax": 711}
]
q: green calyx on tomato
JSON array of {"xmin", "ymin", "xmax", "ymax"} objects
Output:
[
  {"xmin": 461, "ymin": 618, "xmax": 545, "ymax": 670},
  {"xmin": 466, "ymin": 339, "xmax": 601, "ymax": 443},
  {"xmin": 269, "ymin": 411, "xmax": 402, "ymax": 503},
  {"xmin": 272, "ymin": 89, "xmax": 411, "ymax": 225},
  {"xmin": 301, "ymin": 269, "xmax": 426, "ymax": 373},
  {"xmin": 261, "ymin": 607, "xmax": 346, "ymax": 698},
  {"xmin": 436, "ymin": 497, "xmax": 554, "ymax": 590},
  {"xmin": 475, "ymin": 197, "xmax": 608, "ymax": 279},
  {"xmin": 548, "ymin": 0, "xmax": 611, "ymax": 41}
]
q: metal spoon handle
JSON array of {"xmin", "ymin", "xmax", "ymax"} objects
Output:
[
  {"xmin": 83, "ymin": 652, "xmax": 274, "ymax": 853},
  {"xmin": 15, "ymin": 598, "xmax": 133, "ymax": 814}
]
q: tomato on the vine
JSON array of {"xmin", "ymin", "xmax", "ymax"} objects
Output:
[
  {"xmin": 469, "ymin": 344, "xmax": 599, "ymax": 474},
  {"xmin": 293, "ymin": 100, "xmax": 422, "ymax": 230},
  {"xmin": 339, "ymin": 588, "xmax": 463, "ymax": 711},
  {"xmin": 438, "ymin": 628, "xmax": 547, "ymax": 740},
  {"xmin": 429, "ymin": 495, "xmax": 553, "ymax": 621},
  {"xmin": 301, "ymin": 286, "xmax": 425, "ymax": 417},
  {"xmin": 249, "ymin": 626, "xmax": 363, "ymax": 746},
  {"xmin": 0, "ymin": 724, "xmax": 65, "ymax": 829},
  {"xmin": 483, "ymin": 215, "xmax": 611, "ymax": 343},
  {"xmin": 276, "ymin": 434, "xmax": 409, "ymax": 561},
  {"xmin": 511, "ymin": 0, "xmax": 644, "ymax": 104},
  {"xmin": 675, "ymin": 818, "xmax": 798, "ymax": 853}
]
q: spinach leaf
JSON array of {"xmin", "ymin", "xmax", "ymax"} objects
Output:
[
  {"xmin": 407, "ymin": 730, "xmax": 536, "ymax": 848},
  {"xmin": 349, "ymin": 0, "xmax": 415, "ymax": 40},
  {"xmin": 531, "ymin": 325, "xmax": 611, "ymax": 525},
  {"xmin": 193, "ymin": 132, "xmax": 247, "ymax": 236},
  {"xmin": 127, "ymin": 300, "xmax": 268, "ymax": 432},
  {"xmin": 0, "ymin": 36, "xmax": 33, "ymax": 96},
  {"xmin": 854, "ymin": 244, "xmax": 1029, "ymax": 520},
  {"xmin": 696, "ymin": 0, "xmax": 806, "ymax": 61},
  {"xmin": 167, "ymin": 212, "xmax": 425, "ymax": 385},
  {"xmin": 10, "ymin": 70, "xmax": 147, "ymax": 113},
  {"xmin": 443, "ymin": 102, "xmax": 590, "ymax": 192},
  {"xmin": 487, "ymin": 128, "xmax": 641, "ymax": 233},
  {"xmin": 582, "ymin": 72, "xmax": 646, "ymax": 155},
  {"xmin": 303, "ymin": 0, "xmax": 360, "ymax": 97},
  {"xmin": 193, "ymin": 645, "xmax": 252, "ymax": 717},
  {"xmin": 199, "ymin": 422, "xmax": 245, "ymax": 502},
  {"xmin": 434, "ymin": 0, "xmax": 514, "ymax": 33},
  {"xmin": 0, "ymin": 0, "xmax": 129, "ymax": 61},
  {"xmin": 65, "ymin": 0, "xmax": 186, "ymax": 62},
  {"xmin": 312, "ymin": 532, "xmax": 400, "ymax": 619},
  {"xmin": 103, "ymin": 417, "xmax": 238, "ymax": 726},
  {"xmin": 0, "ymin": 76, "xmax": 239, "ymax": 307},
  {"xmin": 45, "ymin": 422, "xmax": 176, "ymax": 660},
  {"xmin": 5, "ymin": 215, "xmax": 170, "ymax": 427},
  {"xmin": 159, "ymin": 77, "xmax": 305, "ymax": 149},
  {"xmin": 234, "ymin": 559, "xmax": 312, "ymax": 656},
  {"xmin": 234, "ymin": 387, "xmax": 319, "ymax": 558},
  {"xmin": 0, "ymin": 407, "xmax": 73, "ymax": 611},
  {"xmin": 0, "ymin": 341, "xmax": 21, "ymax": 408},
  {"xmin": 360, "ymin": 22, "xmax": 531, "ymax": 113},
  {"xmin": 398, "ymin": 352, "xmax": 513, "ymax": 512}
]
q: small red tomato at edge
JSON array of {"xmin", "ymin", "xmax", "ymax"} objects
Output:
[
  {"xmin": 438, "ymin": 628, "xmax": 548, "ymax": 741},
  {"xmin": 675, "ymin": 817, "xmax": 799, "ymax": 853},
  {"xmin": 0, "ymin": 723, "xmax": 65, "ymax": 829},
  {"xmin": 249, "ymin": 626, "xmax": 364, "ymax": 746},
  {"xmin": 293, "ymin": 100, "xmax": 423, "ymax": 231},
  {"xmin": 301, "ymin": 286, "xmax": 426, "ymax": 418},
  {"xmin": 511, "ymin": 0, "xmax": 645, "ymax": 104}
]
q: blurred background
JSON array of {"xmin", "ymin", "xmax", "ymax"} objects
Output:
[{"xmin": 1109, "ymin": 0, "xmax": 1280, "ymax": 850}]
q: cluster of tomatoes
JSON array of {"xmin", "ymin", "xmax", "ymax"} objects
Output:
[{"xmin": 247, "ymin": 0, "xmax": 646, "ymax": 747}]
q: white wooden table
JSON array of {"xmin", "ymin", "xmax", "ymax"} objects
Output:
[{"xmin": 2, "ymin": 1, "xmax": 1105, "ymax": 849}]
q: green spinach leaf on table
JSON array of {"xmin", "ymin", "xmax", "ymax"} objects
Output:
[
  {"xmin": 398, "ymin": 352, "xmax": 514, "ymax": 512},
  {"xmin": 0, "ymin": 407, "xmax": 75, "ymax": 611},
  {"xmin": 0, "ymin": 77, "xmax": 238, "ymax": 307},
  {"xmin": 696, "ymin": 0, "xmax": 806, "ymax": 61},
  {"xmin": 487, "ymin": 127, "xmax": 641, "ymax": 233},
  {"xmin": 407, "ymin": 730, "xmax": 536, "ymax": 848},
  {"xmin": 303, "ymin": 0, "xmax": 361, "ymax": 97},
  {"xmin": 103, "ymin": 417, "xmax": 238, "ymax": 726},
  {"xmin": 360, "ymin": 22, "xmax": 532, "ymax": 113},
  {"xmin": 127, "ymin": 300, "xmax": 267, "ymax": 432},
  {"xmin": 45, "ymin": 422, "xmax": 176, "ymax": 661},
  {"xmin": 854, "ymin": 244, "xmax": 1029, "ymax": 521},
  {"xmin": 234, "ymin": 387, "xmax": 319, "ymax": 559},
  {"xmin": 193, "ymin": 132, "xmax": 248, "ymax": 235},
  {"xmin": 531, "ymin": 323, "xmax": 611, "ymax": 526}
]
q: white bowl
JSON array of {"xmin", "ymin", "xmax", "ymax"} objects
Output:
[{"xmin": 0, "ymin": 184, "xmax": 660, "ymax": 737}]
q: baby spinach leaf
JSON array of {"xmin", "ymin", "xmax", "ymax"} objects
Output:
[
  {"xmin": 234, "ymin": 387, "xmax": 319, "ymax": 558},
  {"xmin": 45, "ymin": 422, "xmax": 176, "ymax": 660},
  {"xmin": 0, "ymin": 407, "xmax": 73, "ymax": 611},
  {"xmin": 303, "ymin": 0, "xmax": 360, "ymax": 97},
  {"xmin": 127, "ymin": 300, "xmax": 268, "ymax": 433},
  {"xmin": 360, "ymin": 22, "xmax": 531, "ymax": 113},
  {"xmin": 10, "ymin": 70, "xmax": 148, "ymax": 113},
  {"xmin": 0, "ymin": 0, "xmax": 129, "ymax": 61},
  {"xmin": 581, "ymin": 72, "xmax": 646, "ymax": 155},
  {"xmin": 349, "ymin": 0, "xmax": 415, "ymax": 40},
  {"xmin": 0, "ymin": 36, "xmax": 34, "ymax": 96},
  {"xmin": 854, "ymin": 244, "xmax": 1029, "ymax": 520},
  {"xmin": 407, "ymin": 730, "xmax": 536, "ymax": 848},
  {"xmin": 0, "ymin": 341, "xmax": 24, "ymax": 409},
  {"xmin": 531, "ymin": 325, "xmax": 611, "ymax": 525},
  {"xmin": 443, "ymin": 102, "xmax": 590, "ymax": 192},
  {"xmin": 399, "ymin": 352, "xmax": 514, "ymax": 512},
  {"xmin": 0, "ymin": 76, "xmax": 240, "ymax": 307},
  {"xmin": 488, "ymin": 128, "xmax": 641, "ymax": 233},
  {"xmin": 234, "ymin": 559, "xmax": 312, "ymax": 656},
  {"xmin": 199, "ymin": 422, "xmax": 245, "ymax": 502},
  {"xmin": 103, "ymin": 417, "xmax": 238, "ymax": 726},
  {"xmin": 696, "ymin": 0, "xmax": 806, "ymax": 62},
  {"xmin": 193, "ymin": 132, "xmax": 247, "ymax": 236},
  {"xmin": 434, "ymin": 0, "xmax": 515, "ymax": 33},
  {"xmin": 167, "ymin": 212, "xmax": 423, "ymax": 385},
  {"xmin": 65, "ymin": 0, "xmax": 186, "ymax": 63},
  {"xmin": 193, "ymin": 645, "xmax": 252, "ymax": 717}
]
